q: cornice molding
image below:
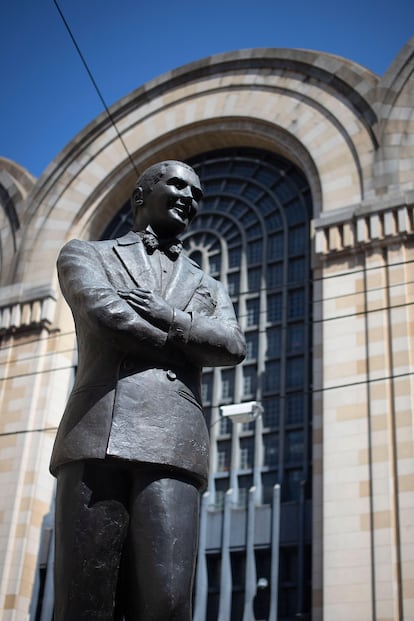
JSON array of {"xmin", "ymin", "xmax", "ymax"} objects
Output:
[
  {"xmin": 0, "ymin": 284, "xmax": 57, "ymax": 336},
  {"xmin": 313, "ymin": 194, "xmax": 414, "ymax": 258}
]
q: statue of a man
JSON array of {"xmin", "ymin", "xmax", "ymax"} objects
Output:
[{"xmin": 50, "ymin": 160, "xmax": 245, "ymax": 620}]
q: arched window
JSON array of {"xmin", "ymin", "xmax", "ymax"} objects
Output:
[{"xmin": 185, "ymin": 148, "xmax": 312, "ymax": 506}]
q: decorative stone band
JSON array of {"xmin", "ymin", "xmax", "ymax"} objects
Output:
[
  {"xmin": 0, "ymin": 284, "xmax": 57, "ymax": 335},
  {"xmin": 314, "ymin": 196, "xmax": 414, "ymax": 259}
]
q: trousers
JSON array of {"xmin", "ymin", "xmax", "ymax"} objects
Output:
[{"xmin": 54, "ymin": 459, "xmax": 200, "ymax": 621}]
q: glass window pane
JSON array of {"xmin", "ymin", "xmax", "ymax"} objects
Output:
[
  {"xmin": 267, "ymin": 293, "xmax": 282, "ymax": 322},
  {"xmin": 287, "ymin": 324, "xmax": 305, "ymax": 353},
  {"xmin": 241, "ymin": 210, "xmax": 257, "ymax": 227},
  {"xmin": 243, "ymin": 366, "xmax": 257, "ymax": 396},
  {"xmin": 286, "ymin": 357, "xmax": 304, "ymax": 389},
  {"xmin": 248, "ymin": 267, "xmax": 262, "ymax": 292},
  {"xmin": 288, "ymin": 289, "xmax": 305, "ymax": 318},
  {"xmin": 263, "ymin": 397, "xmax": 280, "ymax": 428},
  {"xmin": 288, "ymin": 257, "xmax": 305, "ymax": 282},
  {"xmin": 286, "ymin": 431, "xmax": 304, "ymax": 463},
  {"xmin": 246, "ymin": 298, "xmax": 260, "ymax": 326},
  {"xmin": 227, "ymin": 272, "xmax": 240, "ymax": 296},
  {"xmin": 201, "ymin": 374, "xmax": 213, "ymax": 402},
  {"xmin": 267, "ymin": 327, "xmax": 281, "ymax": 357},
  {"xmin": 267, "ymin": 262, "xmax": 283, "ymax": 289},
  {"xmin": 221, "ymin": 369, "xmax": 235, "ymax": 399},
  {"xmin": 267, "ymin": 233, "xmax": 283, "ymax": 260},
  {"xmin": 216, "ymin": 440, "xmax": 231, "ymax": 472},
  {"xmin": 240, "ymin": 438, "xmax": 254, "ymax": 470},
  {"xmin": 209, "ymin": 254, "xmax": 221, "ymax": 274},
  {"xmin": 275, "ymin": 178, "xmax": 295, "ymax": 202},
  {"xmin": 285, "ymin": 199, "xmax": 305, "ymax": 224},
  {"xmin": 247, "ymin": 239, "xmax": 263, "ymax": 264},
  {"xmin": 264, "ymin": 434, "xmax": 279, "ymax": 466},
  {"xmin": 286, "ymin": 393, "xmax": 304, "ymax": 425},
  {"xmin": 264, "ymin": 360, "xmax": 280, "ymax": 392},
  {"xmin": 246, "ymin": 223, "xmax": 262, "ymax": 239},
  {"xmin": 289, "ymin": 225, "xmax": 306, "ymax": 254},
  {"xmin": 244, "ymin": 184, "xmax": 263, "ymax": 202},
  {"xmin": 245, "ymin": 333, "xmax": 258, "ymax": 360},
  {"xmin": 228, "ymin": 246, "xmax": 242, "ymax": 268},
  {"xmin": 284, "ymin": 469, "xmax": 303, "ymax": 501},
  {"xmin": 219, "ymin": 415, "xmax": 232, "ymax": 435}
]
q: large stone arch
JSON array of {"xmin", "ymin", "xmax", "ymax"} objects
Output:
[{"xmin": 14, "ymin": 48, "xmax": 380, "ymax": 292}]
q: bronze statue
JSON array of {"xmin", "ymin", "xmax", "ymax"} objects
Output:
[{"xmin": 50, "ymin": 160, "xmax": 245, "ymax": 620}]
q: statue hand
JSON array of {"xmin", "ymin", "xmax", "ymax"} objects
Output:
[{"xmin": 118, "ymin": 288, "xmax": 174, "ymax": 330}]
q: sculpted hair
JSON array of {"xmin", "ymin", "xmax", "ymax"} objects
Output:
[{"xmin": 131, "ymin": 160, "xmax": 196, "ymax": 212}]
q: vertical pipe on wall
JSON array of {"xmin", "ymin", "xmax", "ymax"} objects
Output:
[{"xmin": 269, "ymin": 484, "xmax": 281, "ymax": 621}]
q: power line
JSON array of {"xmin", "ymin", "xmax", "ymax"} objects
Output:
[
  {"xmin": 1, "ymin": 369, "xmax": 414, "ymax": 441},
  {"xmin": 1, "ymin": 296, "xmax": 413, "ymax": 370},
  {"xmin": 52, "ymin": 0, "xmax": 139, "ymax": 177}
]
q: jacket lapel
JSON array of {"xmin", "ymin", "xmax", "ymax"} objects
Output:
[
  {"xmin": 113, "ymin": 231, "xmax": 159, "ymax": 291},
  {"xmin": 165, "ymin": 256, "xmax": 203, "ymax": 310},
  {"xmin": 113, "ymin": 231, "xmax": 203, "ymax": 309}
]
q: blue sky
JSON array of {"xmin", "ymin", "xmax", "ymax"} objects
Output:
[{"xmin": 1, "ymin": 0, "xmax": 413, "ymax": 178}]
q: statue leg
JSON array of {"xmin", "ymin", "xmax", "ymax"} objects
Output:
[
  {"xmin": 124, "ymin": 472, "xmax": 201, "ymax": 621},
  {"xmin": 54, "ymin": 461, "xmax": 130, "ymax": 621}
]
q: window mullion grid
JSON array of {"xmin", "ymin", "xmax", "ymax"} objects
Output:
[{"xmin": 278, "ymin": 222, "xmax": 289, "ymax": 491}]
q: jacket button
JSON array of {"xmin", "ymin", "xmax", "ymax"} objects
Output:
[{"xmin": 166, "ymin": 370, "xmax": 177, "ymax": 381}]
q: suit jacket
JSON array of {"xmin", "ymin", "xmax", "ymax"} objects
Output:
[{"xmin": 50, "ymin": 231, "xmax": 245, "ymax": 489}]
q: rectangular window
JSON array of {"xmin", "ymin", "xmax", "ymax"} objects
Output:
[
  {"xmin": 201, "ymin": 374, "xmax": 213, "ymax": 402},
  {"xmin": 287, "ymin": 324, "xmax": 305, "ymax": 353},
  {"xmin": 248, "ymin": 267, "xmax": 262, "ymax": 292},
  {"xmin": 243, "ymin": 366, "xmax": 257, "ymax": 396},
  {"xmin": 267, "ymin": 233, "xmax": 284, "ymax": 259},
  {"xmin": 245, "ymin": 332, "xmax": 258, "ymax": 360},
  {"xmin": 228, "ymin": 247, "xmax": 242, "ymax": 268},
  {"xmin": 209, "ymin": 254, "xmax": 221, "ymax": 274},
  {"xmin": 263, "ymin": 397, "xmax": 280, "ymax": 428},
  {"xmin": 288, "ymin": 257, "xmax": 305, "ymax": 283},
  {"xmin": 221, "ymin": 369, "xmax": 235, "ymax": 400},
  {"xmin": 267, "ymin": 293, "xmax": 283, "ymax": 322},
  {"xmin": 288, "ymin": 225, "xmax": 306, "ymax": 255},
  {"xmin": 246, "ymin": 298, "xmax": 260, "ymax": 326},
  {"xmin": 267, "ymin": 262, "xmax": 283, "ymax": 289},
  {"xmin": 239, "ymin": 438, "xmax": 254, "ymax": 470},
  {"xmin": 247, "ymin": 239, "xmax": 263, "ymax": 264},
  {"xmin": 286, "ymin": 393, "xmax": 304, "ymax": 425},
  {"xmin": 216, "ymin": 440, "xmax": 231, "ymax": 472},
  {"xmin": 286, "ymin": 431, "xmax": 304, "ymax": 463},
  {"xmin": 264, "ymin": 434, "xmax": 279, "ymax": 467},
  {"xmin": 227, "ymin": 272, "xmax": 240, "ymax": 296},
  {"xmin": 264, "ymin": 360, "xmax": 280, "ymax": 392},
  {"xmin": 286, "ymin": 356, "xmax": 305, "ymax": 389},
  {"xmin": 284, "ymin": 469, "xmax": 303, "ymax": 501},
  {"xmin": 218, "ymin": 415, "xmax": 232, "ymax": 435},
  {"xmin": 267, "ymin": 327, "xmax": 281, "ymax": 357},
  {"xmin": 288, "ymin": 289, "xmax": 305, "ymax": 319}
]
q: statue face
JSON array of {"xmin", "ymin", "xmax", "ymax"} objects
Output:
[{"xmin": 140, "ymin": 163, "xmax": 203, "ymax": 237}]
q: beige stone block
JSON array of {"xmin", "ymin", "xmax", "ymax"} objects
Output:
[
  {"xmin": 359, "ymin": 480, "xmax": 370, "ymax": 497},
  {"xmin": 359, "ymin": 445, "xmax": 389, "ymax": 464},
  {"xmin": 0, "ymin": 459, "xmax": 16, "ymax": 473},
  {"xmin": 362, "ymin": 510, "xmax": 392, "ymax": 530},
  {"xmin": 397, "ymin": 441, "xmax": 413, "ymax": 459},
  {"xmin": 371, "ymin": 414, "xmax": 387, "ymax": 431},
  {"xmin": 3, "ymin": 594, "xmax": 17, "ymax": 609},
  {"xmin": 336, "ymin": 403, "xmax": 367, "ymax": 421}
]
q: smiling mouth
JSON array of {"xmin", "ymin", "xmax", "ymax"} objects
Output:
[{"xmin": 173, "ymin": 205, "xmax": 188, "ymax": 219}]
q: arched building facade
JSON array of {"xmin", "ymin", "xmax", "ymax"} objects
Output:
[{"xmin": 0, "ymin": 39, "xmax": 413, "ymax": 620}]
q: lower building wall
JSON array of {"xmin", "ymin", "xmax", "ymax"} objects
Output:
[{"xmin": 321, "ymin": 239, "xmax": 414, "ymax": 620}]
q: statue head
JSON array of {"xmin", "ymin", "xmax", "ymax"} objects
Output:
[{"xmin": 131, "ymin": 161, "xmax": 203, "ymax": 238}]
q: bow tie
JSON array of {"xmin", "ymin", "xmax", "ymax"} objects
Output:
[{"xmin": 141, "ymin": 231, "xmax": 182, "ymax": 260}]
